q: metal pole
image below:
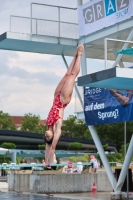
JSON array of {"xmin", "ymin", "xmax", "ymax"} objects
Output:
[
  {"xmin": 30, "ymin": 3, "xmax": 32, "ymax": 40},
  {"xmin": 11, "ymin": 152, "xmax": 16, "ymax": 163},
  {"xmin": 116, "ymin": 135, "xmax": 133, "ymax": 191},
  {"xmin": 89, "ymin": 126, "xmax": 117, "ymax": 191},
  {"xmin": 124, "ymin": 122, "xmax": 129, "ymax": 199},
  {"xmin": 58, "ymin": 7, "xmax": 60, "ymax": 44},
  {"xmin": 104, "ymin": 38, "xmax": 107, "ymax": 69},
  {"xmin": 77, "ymin": 0, "xmax": 83, "ymax": 6},
  {"xmin": 10, "ymin": 16, "xmax": 11, "ymax": 32},
  {"xmin": 124, "ymin": 122, "xmax": 126, "ymax": 157},
  {"xmin": 36, "ymin": 19, "xmax": 37, "ymax": 35},
  {"xmin": 112, "ymin": 28, "xmax": 133, "ymax": 68},
  {"xmin": 80, "ymin": 47, "xmax": 87, "ymax": 75}
]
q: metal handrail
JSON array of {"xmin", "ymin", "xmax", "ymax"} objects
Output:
[
  {"xmin": 31, "ymin": 3, "xmax": 77, "ymax": 10},
  {"xmin": 30, "ymin": 3, "xmax": 78, "ymax": 42},
  {"xmin": 10, "ymin": 15, "xmax": 78, "ymax": 26},
  {"xmin": 10, "ymin": 3, "xmax": 78, "ymax": 40}
]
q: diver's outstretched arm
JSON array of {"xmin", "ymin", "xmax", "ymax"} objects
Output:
[{"xmin": 110, "ymin": 90, "xmax": 129, "ymax": 106}]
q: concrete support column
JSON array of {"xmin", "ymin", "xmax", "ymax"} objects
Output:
[
  {"xmin": 111, "ymin": 192, "xmax": 126, "ymax": 200},
  {"xmin": 11, "ymin": 152, "xmax": 16, "ymax": 163},
  {"xmin": 77, "ymin": 0, "xmax": 83, "ymax": 6},
  {"xmin": 81, "ymin": 48, "xmax": 87, "ymax": 75},
  {"xmin": 77, "ymin": 0, "xmax": 87, "ymax": 76}
]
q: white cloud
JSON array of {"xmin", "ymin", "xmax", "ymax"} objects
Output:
[
  {"xmin": 0, "ymin": 0, "xmax": 84, "ymax": 120},
  {"xmin": 0, "ymin": 48, "xmax": 77, "ymax": 119}
]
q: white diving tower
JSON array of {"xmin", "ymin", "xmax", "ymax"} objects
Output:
[{"xmin": 0, "ymin": 1, "xmax": 133, "ymax": 195}]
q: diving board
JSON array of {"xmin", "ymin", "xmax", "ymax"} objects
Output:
[{"xmin": 78, "ymin": 67, "xmax": 133, "ymax": 90}]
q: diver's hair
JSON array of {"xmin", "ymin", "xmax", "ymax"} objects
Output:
[{"xmin": 44, "ymin": 135, "xmax": 53, "ymax": 145}]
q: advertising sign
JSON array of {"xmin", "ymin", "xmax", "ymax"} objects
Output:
[
  {"xmin": 78, "ymin": 0, "xmax": 133, "ymax": 36},
  {"xmin": 84, "ymin": 87, "xmax": 133, "ymax": 126}
]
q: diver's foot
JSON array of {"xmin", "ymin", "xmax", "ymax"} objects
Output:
[
  {"xmin": 45, "ymin": 165, "xmax": 52, "ymax": 170},
  {"xmin": 77, "ymin": 44, "xmax": 84, "ymax": 56}
]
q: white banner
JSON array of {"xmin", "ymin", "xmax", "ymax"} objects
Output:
[{"xmin": 78, "ymin": 0, "xmax": 133, "ymax": 36}]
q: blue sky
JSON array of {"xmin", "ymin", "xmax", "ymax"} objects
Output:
[{"xmin": 0, "ymin": 0, "xmax": 105, "ymax": 120}]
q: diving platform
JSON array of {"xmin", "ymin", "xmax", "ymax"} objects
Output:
[
  {"xmin": 1, "ymin": 16, "xmax": 133, "ymax": 61},
  {"xmin": 0, "ymin": 32, "xmax": 77, "ymax": 56},
  {"xmin": 78, "ymin": 67, "xmax": 133, "ymax": 90}
]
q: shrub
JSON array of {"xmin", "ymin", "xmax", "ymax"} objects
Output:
[
  {"xmin": 69, "ymin": 154, "xmax": 89, "ymax": 162},
  {"xmin": 38, "ymin": 144, "xmax": 46, "ymax": 150},
  {"xmin": 1, "ymin": 142, "xmax": 16, "ymax": 149},
  {"xmin": 69, "ymin": 142, "xmax": 82, "ymax": 151}
]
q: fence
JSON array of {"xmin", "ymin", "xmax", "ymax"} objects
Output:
[{"xmin": 10, "ymin": 3, "xmax": 79, "ymax": 40}]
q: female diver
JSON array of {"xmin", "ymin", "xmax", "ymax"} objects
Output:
[{"xmin": 44, "ymin": 44, "xmax": 84, "ymax": 167}]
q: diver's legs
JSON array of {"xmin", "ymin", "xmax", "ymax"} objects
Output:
[
  {"xmin": 54, "ymin": 48, "xmax": 78, "ymax": 97},
  {"xmin": 60, "ymin": 44, "xmax": 84, "ymax": 104}
]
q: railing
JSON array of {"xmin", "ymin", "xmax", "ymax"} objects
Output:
[
  {"xmin": 109, "ymin": 162, "xmax": 123, "ymax": 167},
  {"xmin": 0, "ymin": 163, "xmax": 91, "ymax": 169},
  {"xmin": 10, "ymin": 3, "xmax": 79, "ymax": 41}
]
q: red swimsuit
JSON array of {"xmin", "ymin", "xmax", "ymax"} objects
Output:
[{"xmin": 46, "ymin": 93, "xmax": 68, "ymax": 127}]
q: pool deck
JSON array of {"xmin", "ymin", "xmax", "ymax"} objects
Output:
[{"xmin": 0, "ymin": 182, "xmax": 111, "ymax": 199}]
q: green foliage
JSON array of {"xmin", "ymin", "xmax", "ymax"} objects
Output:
[
  {"xmin": 106, "ymin": 154, "xmax": 116, "ymax": 162},
  {"xmin": 1, "ymin": 142, "xmax": 16, "ymax": 149},
  {"xmin": 4, "ymin": 156, "xmax": 11, "ymax": 164},
  {"xmin": 102, "ymin": 153, "xmax": 123, "ymax": 162},
  {"xmin": 16, "ymin": 157, "xmax": 22, "ymax": 164},
  {"xmin": 0, "ymin": 155, "xmax": 21, "ymax": 165},
  {"xmin": 69, "ymin": 142, "xmax": 82, "ymax": 151},
  {"xmin": 115, "ymin": 153, "xmax": 123, "ymax": 161},
  {"xmin": 62, "ymin": 115, "xmax": 92, "ymax": 139},
  {"xmin": 84, "ymin": 153, "xmax": 89, "ymax": 160},
  {"xmin": 0, "ymin": 155, "xmax": 5, "ymax": 164},
  {"xmin": 0, "ymin": 110, "xmax": 16, "ymax": 130},
  {"xmin": 69, "ymin": 153, "xmax": 90, "ymax": 162},
  {"xmin": 119, "ymin": 143, "xmax": 129, "ymax": 156},
  {"xmin": 21, "ymin": 113, "xmax": 47, "ymax": 134},
  {"xmin": 95, "ymin": 122, "xmax": 133, "ymax": 150},
  {"xmin": 1, "ymin": 109, "xmax": 133, "ymax": 153},
  {"xmin": 103, "ymin": 144, "xmax": 109, "ymax": 150},
  {"xmin": 38, "ymin": 144, "xmax": 46, "ymax": 150},
  {"xmin": 0, "ymin": 155, "xmax": 11, "ymax": 164}
]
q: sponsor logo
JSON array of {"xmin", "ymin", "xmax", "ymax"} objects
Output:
[
  {"xmin": 83, "ymin": 0, "xmax": 129, "ymax": 24},
  {"xmin": 84, "ymin": 88, "xmax": 102, "ymax": 95}
]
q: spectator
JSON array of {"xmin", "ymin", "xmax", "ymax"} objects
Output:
[
  {"xmin": 67, "ymin": 161, "xmax": 73, "ymax": 173},
  {"xmin": 20, "ymin": 158, "xmax": 30, "ymax": 170},
  {"xmin": 20, "ymin": 158, "xmax": 27, "ymax": 164},
  {"xmin": 90, "ymin": 155, "xmax": 98, "ymax": 173},
  {"xmin": 41, "ymin": 159, "xmax": 45, "ymax": 164},
  {"xmin": 73, "ymin": 162, "xmax": 83, "ymax": 173}
]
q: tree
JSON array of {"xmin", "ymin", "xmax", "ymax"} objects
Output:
[
  {"xmin": 95, "ymin": 122, "xmax": 133, "ymax": 150},
  {"xmin": 119, "ymin": 143, "xmax": 129, "ymax": 157},
  {"xmin": 69, "ymin": 142, "xmax": 82, "ymax": 151},
  {"xmin": 0, "ymin": 110, "xmax": 16, "ymax": 130},
  {"xmin": 1, "ymin": 142, "xmax": 16, "ymax": 149},
  {"xmin": 62, "ymin": 115, "xmax": 92, "ymax": 139},
  {"xmin": 21, "ymin": 113, "xmax": 47, "ymax": 133}
]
